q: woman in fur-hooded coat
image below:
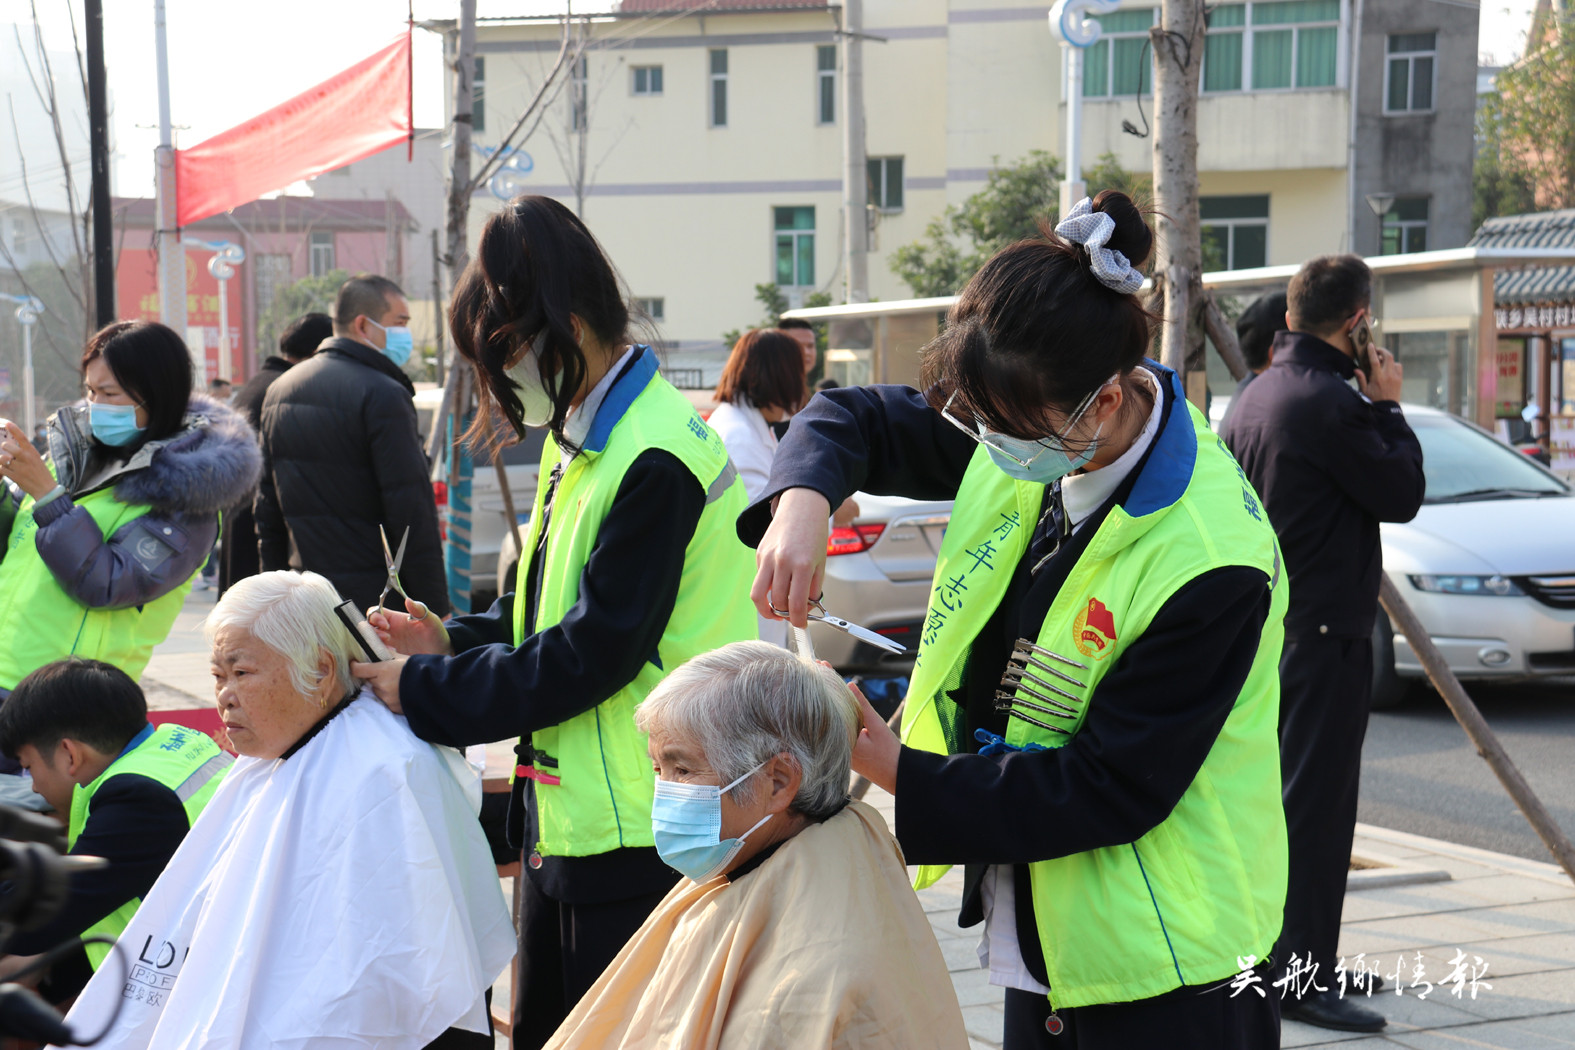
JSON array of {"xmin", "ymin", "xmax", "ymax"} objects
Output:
[{"xmin": 0, "ymin": 321, "xmax": 262, "ymax": 696}]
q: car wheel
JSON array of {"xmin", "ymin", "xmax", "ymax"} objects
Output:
[{"xmin": 1369, "ymin": 607, "xmax": 1412, "ymax": 710}]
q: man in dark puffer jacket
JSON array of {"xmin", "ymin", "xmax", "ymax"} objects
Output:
[{"xmin": 255, "ymin": 275, "xmax": 450, "ymax": 617}]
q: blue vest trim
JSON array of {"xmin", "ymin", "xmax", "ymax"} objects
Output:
[
  {"xmin": 583, "ymin": 346, "xmax": 661, "ymax": 455},
  {"xmin": 1123, "ymin": 361, "xmax": 1199, "ymax": 519}
]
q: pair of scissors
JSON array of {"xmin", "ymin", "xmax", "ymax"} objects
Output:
[
  {"xmin": 770, "ymin": 599, "xmax": 909, "ymax": 656},
  {"xmin": 379, "ymin": 524, "xmax": 412, "ymax": 618}
]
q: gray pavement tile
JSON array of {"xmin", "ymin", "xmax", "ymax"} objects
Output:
[
  {"xmin": 1340, "ymin": 899, "xmax": 1575, "ymax": 951},
  {"xmin": 939, "ymin": 934, "xmax": 984, "ymax": 973},
  {"xmin": 1376, "ymin": 936, "xmax": 1575, "ymax": 980},
  {"xmin": 950, "ymin": 966, "xmax": 1008, "ymax": 1008},
  {"xmin": 1341, "ymin": 876, "xmax": 1575, "ymax": 924},
  {"xmin": 1434, "ymin": 969, "xmax": 1575, "ymax": 1022},
  {"xmin": 960, "ymin": 1002, "xmax": 1005, "ymax": 1044},
  {"xmin": 1378, "ymin": 1011, "xmax": 1575, "ymax": 1048}
]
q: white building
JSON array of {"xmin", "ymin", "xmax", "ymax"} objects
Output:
[{"xmin": 449, "ymin": 0, "xmax": 1478, "ymax": 353}]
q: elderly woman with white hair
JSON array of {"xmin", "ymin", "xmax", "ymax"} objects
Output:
[
  {"xmin": 543, "ymin": 641, "xmax": 966, "ymax": 1050},
  {"xmin": 57, "ymin": 571, "xmax": 515, "ymax": 1050}
]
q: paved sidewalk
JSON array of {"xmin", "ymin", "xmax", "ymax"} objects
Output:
[{"xmin": 858, "ymin": 787, "xmax": 1575, "ymax": 1050}]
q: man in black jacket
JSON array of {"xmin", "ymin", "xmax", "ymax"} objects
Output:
[
  {"xmin": 1223, "ymin": 255, "xmax": 1424, "ymax": 1034},
  {"xmin": 256, "ymin": 275, "xmax": 450, "ymax": 616},
  {"xmin": 219, "ymin": 312, "xmax": 332, "ymax": 593}
]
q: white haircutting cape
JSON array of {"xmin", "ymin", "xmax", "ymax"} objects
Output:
[{"xmin": 56, "ymin": 692, "xmax": 516, "ymax": 1050}]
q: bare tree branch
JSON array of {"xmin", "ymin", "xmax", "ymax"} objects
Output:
[{"xmin": 467, "ymin": 23, "xmax": 576, "ymax": 195}]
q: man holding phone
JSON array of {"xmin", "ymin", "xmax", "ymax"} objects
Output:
[{"xmin": 1222, "ymin": 254, "xmax": 1425, "ymax": 1034}]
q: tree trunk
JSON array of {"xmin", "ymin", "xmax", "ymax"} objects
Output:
[{"xmin": 1150, "ymin": 0, "xmax": 1207, "ymax": 400}]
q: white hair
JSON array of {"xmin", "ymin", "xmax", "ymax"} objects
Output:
[
  {"xmin": 635, "ymin": 641, "xmax": 858, "ymax": 819},
  {"xmin": 204, "ymin": 571, "xmax": 359, "ymax": 702}
]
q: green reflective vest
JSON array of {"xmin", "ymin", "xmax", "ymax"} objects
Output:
[
  {"xmin": 67, "ymin": 723, "xmax": 232, "ymax": 968},
  {"xmin": 512, "ymin": 351, "xmax": 757, "ymax": 858},
  {"xmin": 903, "ymin": 380, "xmax": 1289, "ymax": 1009},
  {"xmin": 0, "ymin": 483, "xmax": 196, "ymax": 691}
]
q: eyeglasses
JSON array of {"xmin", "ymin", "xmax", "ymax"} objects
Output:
[{"xmin": 938, "ymin": 379, "xmax": 1110, "ymax": 469}]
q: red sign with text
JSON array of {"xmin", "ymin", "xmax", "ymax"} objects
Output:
[{"xmin": 117, "ymin": 247, "xmax": 244, "ymax": 382}]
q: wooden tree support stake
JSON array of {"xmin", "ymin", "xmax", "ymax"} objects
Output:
[{"xmin": 1379, "ymin": 575, "xmax": 1575, "ymax": 883}]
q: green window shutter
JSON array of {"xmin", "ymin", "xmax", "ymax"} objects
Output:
[
  {"xmin": 1204, "ymin": 32, "xmax": 1244, "ymax": 91},
  {"xmin": 1296, "ymin": 26, "xmax": 1337, "ymax": 87},
  {"xmin": 1112, "ymin": 36, "xmax": 1152, "ymax": 95},
  {"xmin": 776, "ymin": 235, "xmax": 795, "ymax": 284},
  {"xmin": 1387, "ymin": 57, "xmax": 1409, "ymax": 110},
  {"xmin": 887, "ymin": 157, "xmax": 904, "ymax": 210},
  {"xmin": 1208, "ymin": 4, "xmax": 1247, "ymax": 27},
  {"xmin": 1413, "ymin": 56, "xmax": 1433, "ymax": 109},
  {"xmin": 1083, "ymin": 39, "xmax": 1111, "ymax": 97},
  {"xmin": 1252, "ymin": 0, "xmax": 1338, "ymax": 26},
  {"xmin": 1234, "ymin": 225, "xmax": 1268, "ymax": 268},
  {"xmin": 1252, "ymin": 29, "xmax": 1293, "ymax": 89},
  {"xmin": 797, "ymin": 233, "xmax": 815, "ymax": 286}
]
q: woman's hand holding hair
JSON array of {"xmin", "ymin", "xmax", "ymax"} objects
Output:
[
  {"xmin": 367, "ymin": 596, "xmax": 453, "ymax": 657},
  {"xmin": 849, "ymin": 681, "xmax": 900, "ymax": 797},
  {"xmin": 751, "ymin": 487, "xmax": 831, "ymax": 628},
  {"xmin": 351, "ymin": 656, "xmax": 408, "ymax": 715},
  {"xmin": 0, "ymin": 420, "xmax": 54, "ymax": 499}
]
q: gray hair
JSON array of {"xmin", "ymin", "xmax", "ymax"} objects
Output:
[
  {"xmin": 204, "ymin": 571, "xmax": 359, "ymax": 702},
  {"xmin": 635, "ymin": 641, "xmax": 858, "ymax": 819}
]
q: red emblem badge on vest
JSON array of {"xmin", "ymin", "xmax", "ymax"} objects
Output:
[{"xmin": 1073, "ymin": 597, "xmax": 1117, "ymax": 660}]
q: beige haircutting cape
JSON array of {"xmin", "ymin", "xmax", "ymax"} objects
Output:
[{"xmin": 545, "ymin": 799, "xmax": 967, "ymax": 1050}]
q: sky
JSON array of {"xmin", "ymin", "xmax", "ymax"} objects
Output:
[{"xmin": 0, "ymin": 0, "xmax": 1546, "ymax": 209}]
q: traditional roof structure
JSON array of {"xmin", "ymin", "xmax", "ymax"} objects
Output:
[{"xmin": 1471, "ymin": 209, "xmax": 1575, "ymax": 308}]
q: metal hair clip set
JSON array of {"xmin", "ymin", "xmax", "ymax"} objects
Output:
[{"xmin": 996, "ymin": 638, "xmax": 1087, "ymax": 735}]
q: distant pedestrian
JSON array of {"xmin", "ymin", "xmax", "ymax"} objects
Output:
[
  {"xmin": 813, "ymin": 376, "xmax": 840, "ymax": 393},
  {"xmin": 779, "ymin": 316, "xmax": 819, "ymax": 412},
  {"xmin": 208, "ymin": 377, "xmax": 233, "ymax": 403},
  {"xmin": 1216, "ymin": 291, "xmax": 1286, "ymax": 434},
  {"xmin": 218, "ymin": 312, "xmax": 332, "ymax": 593},
  {"xmin": 254, "ymin": 275, "xmax": 449, "ymax": 617},
  {"xmin": 1222, "ymin": 254, "xmax": 1424, "ymax": 1035},
  {"xmin": 29, "ymin": 423, "xmax": 46, "ymax": 455}
]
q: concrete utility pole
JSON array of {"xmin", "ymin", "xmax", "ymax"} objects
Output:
[
  {"xmin": 153, "ymin": 0, "xmax": 186, "ymax": 342},
  {"xmin": 840, "ymin": 0, "xmax": 869, "ymax": 304},
  {"xmin": 430, "ymin": 228, "xmax": 445, "ymax": 385},
  {"xmin": 1049, "ymin": 0, "xmax": 1121, "ymax": 218},
  {"xmin": 444, "ymin": 0, "xmax": 476, "ymax": 293},
  {"xmin": 1150, "ymin": 0, "xmax": 1207, "ymax": 405},
  {"xmin": 86, "ymin": 0, "xmax": 114, "ymax": 328}
]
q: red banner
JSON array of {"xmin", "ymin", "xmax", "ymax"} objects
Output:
[{"xmin": 175, "ymin": 34, "xmax": 411, "ymax": 226}]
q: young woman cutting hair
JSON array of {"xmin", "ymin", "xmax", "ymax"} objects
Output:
[{"xmin": 744, "ymin": 192, "xmax": 1289, "ymax": 1049}]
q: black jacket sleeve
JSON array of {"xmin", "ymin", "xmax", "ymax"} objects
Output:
[
  {"xmin": 443, "ymin": 592, "xmax": 516, "ymax": 652},
  {"xmin": 893, "ymin": 566, "xmax": 1271, "ymax": 865},
  {"xmin": 367, "ymin": 384, "xmax": 451, "ymax": 617},
  {"xmin": 1323, "ymin": 398, "xmax": 1426, "ymax": 524},
  {"xmin": 6, "ymin": 774, "xmax": 191, "ymax": 956},
  {"xmin": 737, "ymin": 385, "xmax": 978, "ymax": 546},
  {"xmin": 399, "ymin": 450, "xmax": 704, "ymax": 746}
]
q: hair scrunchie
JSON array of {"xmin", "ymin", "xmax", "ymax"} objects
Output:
[{"xmin": 1054, "ymin": 198, "xmax": 1146, "ymax": 295}]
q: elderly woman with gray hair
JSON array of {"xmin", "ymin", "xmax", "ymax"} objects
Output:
[
  {"xmin": 58, "ymin": 571, "xmax": 515, "ymax": 1050},
  {"xmin": 544, "ymin": 641, "xmax": 966, "ymax": 1050}
]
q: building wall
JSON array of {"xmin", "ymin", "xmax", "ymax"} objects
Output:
[
  {"xmin": 1351, "ymin": 0, "xmax": 1479, "ymax": 255},
  {"xmin": 467, "ymin": 0, "xmax": 1474, "ymax": 348},
  {"xmin": 307, "ymin": 129, "xmax": 446, "ymax": 291}
]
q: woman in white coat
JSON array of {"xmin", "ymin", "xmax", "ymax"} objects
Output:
[{"xmin": 707, "ymin": 329, "xmax": 807, "ymax": 648}]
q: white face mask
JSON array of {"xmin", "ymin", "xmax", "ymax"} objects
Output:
[{"xmin": 504, "ymin": 350, "xmax": 555, "ymax": 428}]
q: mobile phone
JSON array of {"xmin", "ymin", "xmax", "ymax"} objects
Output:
[{"xmin": 1350, "ymin": 314, "xmax": 1374, "ymax": 374}]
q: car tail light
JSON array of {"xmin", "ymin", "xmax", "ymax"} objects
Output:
[
  {"xmin": 433, "ymin": 481, "xmax": 448, "ymax": 541},
  {"xmin": 826, "ymin": 523, "xmax": 885, "ymax": 556}
]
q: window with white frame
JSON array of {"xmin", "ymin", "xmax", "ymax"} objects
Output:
[
  {"xmin": 1385, "ymin": 32, "xmax": 1436, "ymax": 112},
  {"xmin": 774, "ymin": 207, "xmax": 815, "ymax": 288},
  {"xmin": 632, "ymin": 65, "xmax": 663, "ymax": 96},
  {"xmin": 570, "ymin": 56, "xmax": 588, "ymax": 131},
  {"xmin": 309, "ymin": 231, "xmax": 335, "ymax": 277},
  {"xmin": 1200, "ymin": 195, "xmax": 1269, "ymax": 270},
  {"xmin": 1199, "ymin": 2, "xmax": 1343, "ymax": 93},
  {"xmin": 709, "ymin": 49, "xmax": 728, "ymax": 127},
  {"xmin": 867, "ymin": 157, "xmax": 904, "ymax": 212},
  {"xmin": 634, "ymin": 297, "xmax": 665, "ymax": 322},
  {"xmin": 1083, "ymin": 8, "xmax": 1155, "ymax": 98},
  {"xmin": 473, "ymin": 57, "xmax": 486, "ymax": 133},
  {"xmin": 817, "ymin": 45, "xmax": 836, "ymax": 124},
  {"xmin": 1380, "ymin": 197, "xmax": 1429, "ymax": 255},
  {"xmin": 1250, "ymin": 0, "xmax": 1338, "ymax": 89}
]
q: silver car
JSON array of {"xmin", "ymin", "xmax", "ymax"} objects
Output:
[
  {"xmin": 1374, "ymin": 405, "xmax": 1575, "ymax": 706},
  {"xmin": 812, "ymin": 493, "xmax": 952, "ymax": 672}
]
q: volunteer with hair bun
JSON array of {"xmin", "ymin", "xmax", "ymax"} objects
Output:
[{"xmin": 741, "ymin": 192, "xmax": 1289, "ymax": 1049}]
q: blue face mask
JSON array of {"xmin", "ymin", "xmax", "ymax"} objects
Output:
[
  {"xmin": 651, "ymin": 761, "xmax": 772, "ymax": 882},
  {"xmin": 89, "ymin": 401, "xmax": 146, "ymax": 447},
  {"xmin": 985, "ymin": 422, "xmax": 1104, "ymax": 484},
  {"xmin": 368, "ymin": 319, "xmax": 414, "ymax": 368}
]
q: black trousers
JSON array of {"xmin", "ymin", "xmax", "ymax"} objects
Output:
[
  {"xmin": 1003, "ymin": 979, "xmax": 1280, "ymax": 1049},
  {"xmin": 1273, "ymin": 634, "xmax": 1373, "ymax": 993},
  {"xmin": 511, "ymin": 873, "xmax": 672, "ymax": 1049}
]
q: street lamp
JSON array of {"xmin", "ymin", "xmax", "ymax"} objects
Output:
[
  {"xmin": 182, "ymin": 239, "xmax": 246, "ymax": 382},
  {"xmin": 0, "ymin": 293, "xmax": 43, "ymax": 437},
  {"xmin": 1050, "ymin": 0, "xmax": 1122, "ymax": 218}
]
